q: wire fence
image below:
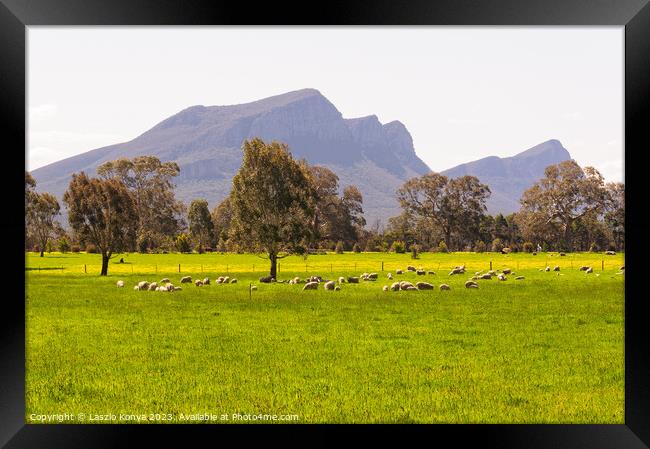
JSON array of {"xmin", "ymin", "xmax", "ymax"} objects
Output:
[{"xmin": 25, "ymin": 257, "xmax": 623, "ymax": 276}]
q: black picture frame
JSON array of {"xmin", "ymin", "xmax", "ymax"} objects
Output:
[{"xmin": 2, "ymin": 0, "xmax": 648, "ymax": 447}]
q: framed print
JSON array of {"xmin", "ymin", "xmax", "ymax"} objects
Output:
[{"xmin": 2, "ymin": 0, "xmax": 649, "ymax": 447}]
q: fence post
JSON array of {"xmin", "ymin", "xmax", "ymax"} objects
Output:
[
  {"xmin": 381, "ymin": 261, "xmax": 384, "ymax": 271},
  {"xmin": 201, "ymin": 264, "xmax": 203, "ymax": 273},
  {"xmin": 490, "ymin": 261, "xmax": 492, "ymax": 271},
  {"xmin": 331, "ymin": 263, "xmax": 333, "ymax": 273},
  {"xmin": 131, "ymin": 265, "xmax": 133, "ymax": 273},
  {"xmin": 249, "ymin": 283, "xmax": 252, "ymax": 301},
  {"xmin": 227, "ymin": 265, "xmax": 229, "ymax": 274},
  {"xmin": 84, "ymin": 264, "xmax": 86, "ymax": 273},
  {"xmin": 178, "ymin": 264, "xmax": 181, "ymax": 273},
  {"xmin": 602, "ymin": 259, "xmax": 604, "ymax": 271},
  {"xmin": 155, "ymin": 264, "xmax": 157, "ymax": 274}
]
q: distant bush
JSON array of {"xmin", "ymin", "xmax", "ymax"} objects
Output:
[
  {"xmin": 352, "ymin": 243, "xmax": 361, "ymax": 253},
  {"xmin": 195, "ymin": 244, "xmax": 204, "ymax": 254},
  {"xmin": 45, "ymin": 240, "xmax": 53, "ymax": 253},
  {"xmin": 522, "ymin": 242, "xmax": 534, "ymax": 253},
  {"xmin": 390, "ymin": 240, "xmax": 406, "ymax": 254},
  {"xmin": 71, "ymin": 245, "xmax": 80, "ymax": 253},
  {"xmin": 58, "ymin": 237, "xmax": 70, "ymax": 253},
  {"xmin": 175, "ymin": 233, "xmax": 191, "ymax": 253},
  {"xmin": 85, "ymin": 243, "xmax": 98, "ymax": 254},
  {"xmin": 589, "ymin": 242, "xmax": 599, "ymax": 253},
  {"xmin": 474, "ymin": 240, "xmax": 486, "ymax": 253},
  {"xmin": 491, "ymin": 238, "xmax": 504, "ymax": 253},
  {"xmin": 437, "ymin": 240, "xmax": 448, "ymax": 253},
  {"xmin": 335, "ymin": 241, "xmax": 344, "ymax": 254},
  {"xmin": 411, "ymin": 244, "xmax": 419, "ymax": 259}
]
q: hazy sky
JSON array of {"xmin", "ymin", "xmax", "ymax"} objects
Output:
[{"xmin": 28, "ymin": 27, "xmax": 624, "ymax": 182}]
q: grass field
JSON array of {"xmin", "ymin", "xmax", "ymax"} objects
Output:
[{"xmin": 25, "ymin": 251, "xmax": 624, "ymax": 423}]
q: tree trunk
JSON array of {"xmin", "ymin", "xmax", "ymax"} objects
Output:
[
  {"xmin": 269, "ymin": 252, "xmax": 277, "ymax": 279},
  {"xmin": 40, "ymin": 250, "xmax": 44, "ymax": 257},
  {"xmin": 100, "ymin": 252, "xmax": 109, "ymax": 276},
  {"xmin": 564, "ymin": 221, "xmax": 574, "ymax": 252}
]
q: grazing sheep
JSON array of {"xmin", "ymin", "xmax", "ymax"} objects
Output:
[
  {"xmin": 407, "ymin": 266, "xmax": 416, "ymax": 272},
  {"xmin": 605, "ymin": 250, "xmax": 616, "ymax": 255},
  {"xmin": 251, "ymin": 285, "xmax": 258, "ymax": 291},
  {"xmin": 502, "ymin": 268, "xmax": 511, "ymax": 275},
  {"xmin": 195, "ymin": 279, "xmax": 203, "ymax": 286},
  {"xmin": 544, "ymin": 266, "xmax": 550, "ymax": 272},
  {"xmin": 579, "ymin": 266, "xmax": 590, "ymax": 271},
  {"xmin": 416, "ymin": 282, "xmax": 434, "ymax": 290},
  {"xmin": 223, "ymin": 276, "xmax": 230, "ymax": 283},
  {"xmin": 395, "ymin": 269, "xmax": 403, "ymax": 275},
  {"xmin": 553, "ymin": 266, "xmax": 560, "ymax": 271},
  {"xmin": 347, "ymin": 276, "xmax": 359, "ymax": 283},
  {"xmin": 116, "ymin": 280, "xmax": 125, "ymax": 288},
  {"xmin": 160, "ymin": 278, "xmax": 170, "ymax": 284},
  {"xmin": 203, "ymin": 277, "xmax": 210, "ymax": 285},
  {"xmin": 439, "ymin": 284, "xmax": 451, "ymax": 291},
  {"xmin": 334, "ymin": 286, "xmax": 341, "ymax": 291},
  {"xmin": 390, "ymin": 282, "xmax": 400, "ymax": 291},
  {"xmin": 174, "ymin": 286, "xmax": 182, "ymax": 291},
  {"xmin": 148, "ymin": 282, "xmax": 158, "ymax": 291},
  {"xmin": 532, "ymin": 252, "xmax": 538, "ymax": 255},
  {"xmin": 480, "ymin": 274, "xmax": 492, "ymax": 280},
  {"xmin": 416, "ymin": 270, "xmax": 426, "ymax": 275},
  {"xmin": 465, "ymin": 280, "xmax": 479, "ymax": 289},
  {"xmin": 586, "ymin": 267, "xmax": 593, "ymax": 273},
  {"xmin": 367, "ymin": 273, "xmax": 378, "ymax": 280},
  {"xmin": 428, "ymin": 271, "xmax": 436, "ymax": 275},
  {"xmin": 259, "ymin": 275, "xmax": 274, "ymax": 283},
  {"xmin": 620, "ymin": 266, "xmax": 625, "ymax": 271},
  {"xmin": 405, "ymin": 286, "xmax": 418, "ymax": 291},
  {"xmin": 497, "ymin": 274, "xmax": 507, "ymax": 281},
  {"xmin": 230, "ymin": 278, "xmax": 237, "ymax": 284},
  {"xmin": 180, "ymin": 276, "xmax": 192, "ymax": 283},
  {"xmin": 399, "ymin": 281, "xmax": 415, "ymax": 291},
  {"xmin": 303, "ymin": 281, "xmax": 319, "ymax": 291},
  {"xmin": 559, "ymin": 252, "xmax": 566, "ymax": 256},
  {"xmin": 382, "ymin": 285, "xmax": 389, "ymax": 292},
  {"xmin": 501, "ymin": 247, "xmax": 511, "ymax": 254},
  {"xmin": 387, "ymin": 273, "xmax": 393, "ymax": 280},
  {"xmin": 471, "ymin": 276, "xmax": 479, "ymax": 281},
  {"xmin": 137, "ymin": 281, "xmax": 149, "ymax": 290},
  {"xmin": 133, "ymin": 285, "xmax": 139, "ymax": 291},
  {"xmin": 324, "ymin": 281, "xmax": 335, "ymax": 290},
  {"xmin": 449, "ymin": 267, "xmax": 465, "ymax": 276}
]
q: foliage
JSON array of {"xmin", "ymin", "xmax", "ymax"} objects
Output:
[
  {"xmin": 188, "ymin": 199, "xmax": 214, "ymax": 251},
  {"xmin": 491, "ymin": 238, "xmax": 505, "ymax": 253},
  {"xmin": 175, "ymin": 233, "xmax": 191, "ymax": 253},
  {"xmin": 474, "ymin": 240, "xmax": 486, "ymax": 253},
  {"xmin": 335, "ymin": 240, "xmax": 344, "ymax": 254},
  {"xmin": 438, "ymin": 240, "xmax": 449, "ymax": 253},
  {"xmin": 57, "ymin": 237, "xmax": 70, "ymax": 253},
  {"xmin": 352, "ymin": 242, "xmax": 361, "ymax": 253},
  {"xmin": 522, "ymin": 242, "xmax": 534, "ymax": 253},
  {"xmin": 390, "ymin": 240, "xmax": 406, "ymax": 254}
]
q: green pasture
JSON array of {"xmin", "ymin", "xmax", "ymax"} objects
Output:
[{"xmin": 25, "ymin": 251, "xmax": 625, "ymax": 423}]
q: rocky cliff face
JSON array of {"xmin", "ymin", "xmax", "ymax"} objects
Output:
[
  {"xmin": 31, "ymin": 88, "xmax": 431, "ymax": 225},
  {"xmin": 441, "ymin": 139, "xmax": 572, "ymax": 215}
]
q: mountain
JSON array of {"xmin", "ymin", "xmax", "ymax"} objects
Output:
[
  {"xmin": 441, "ymin": 139, "xmax": 572, "ymax": 215},
  {"xmin": 31, "ymin": 88, "xmax": 431, "ymax": 226}
]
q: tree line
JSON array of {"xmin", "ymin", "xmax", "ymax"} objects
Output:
[{"xmin": 26, "ymin": 138, "xmax": 624, "ymax": 276}]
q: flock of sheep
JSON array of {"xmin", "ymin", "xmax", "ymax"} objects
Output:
[
  {"xmin": 116, "ymin": 274, "xmax": 238, "ymax": 292},
  {"xmin": 115, "ymin": 261, "xmax": 625, "ymax": 294}
]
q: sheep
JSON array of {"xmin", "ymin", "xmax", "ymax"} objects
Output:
[
  {"xmin": 620, "ymin": 265, "xmax": 625, "ymax": 271},
  {"xmin": 395, "ymin": 269, "xmax": 403, "ymax": 275},
  {"xmin": 501, "ymin": 247, "xmax": 511, "ymax": 254},
  {"xmin": 116, "ymin": 280, "xmax": 125, "ymax": 288},
  {"xmin": 303, "ymin": 281, "xmax": 319, "ymax": 291},
  {"xmin": 416, "ymin": 282, "xmax": 434, "ymax": 290},
  {"xmin": 404, "ymin": 286, "xmax": 418, "ymax": 291},
  {"xmin": 160, "ymin": 278, "xmax": 170, "ymax": 284},
  {"xmin": 605, "ymin": 250, "xmax": 616, "ymax": 255},
  {"xmin": 133, "ymin": 285, "xmax": 140, "ymax": 291},
  {"xmin": 497, "ymin": 274, "xmax": 507, "ymax": 281},
  {"xmin": 428, "ymin": 271, "xmax": 436, "ymax": 275},
  {"xmin": 399, "ymin": 281, "xmax": 415, "ymax": 291},
  {"xmin": 334, "ymin": 286, "xmax": 341, "ymax": 291},
  {"xmin": 324, "ymin": 281, "xmax": 335, "ymax": 290},
  {"xmin": 559, "ymin": 252, "xmax": 566, "ymax": 256},
  {"xmin": 553, "ymin": 266, "xmax": 560, "ymax": 271},
  {"xmin": 148, "ymin": 282, "xmax": 158, "ymax": 291},
  {"xmin": 230, "ymin": 278, "xmax": 237, "ymax": 284},
  {"xmin": 502, "ymin": 268, "xmax": 511, "ymax": 275},
  {"xmin": 367, "ymin": 273, "xmax": 378, "ymax": 280},
  {"xmin": 387, "ymin": 273, "xmax": 393, "ymax": 280},
  {"xmin": 137, "ymin": 281, "xmax": 149, "ymax": 290},
  {"xmin": 347, "ymin": 276, "xmax": 359, "ymax": 283},
  {"xmin": 259, "ymin": 275, "xmax": 274, "ymax": 283},
  {"xmin": 308, "ymin": 275, "xmax": 322, "ymax": 283},
  {"xmin": 449, "ymin": 268, "xmax": 464, "ymax": 276},
  {"xmin": 407, "ymin": 266, "xmax": 416, "ymax": 272},
  {"xmin": 515, "ymin": 276, "xmax": 525, "ymax": 280},
  {"xmin": 487, "ymin": 270, "xmax": 496, "ymax": 276},
  {"xmin": 203, "ymin": 277, "xmax": 210, "ymax": 285},
  {"xmin": 382, "ymin": 285, "xmax": 389, "ymax": 292},
  {"xmin": 390, "ymin": 282, "xmax": 400, "ymax": 291},
  {"xmin": 585, "ymin": 267, "xmax": 593, "ymax": 273},
  {"xmin": 251, "ymin": 285, "xmax": 258, "ymax": 291},
  {"xmin": 544, "ymin": 266, "xmax": 550, "ymax": 272},
  {"xmin": 180, "ymin": 276, "xmax": 192, "ymax": 284},
  {"xmin": 480, "ymin": 274, "xmax": 492, "ymax": 280},
  {"xmin": 223, "ymin": 276, "xmax": 230, "ymax": 283},
  {"xmin": 439, "ymin": 283, "xmax": 451, "ymax": 291},
  {"xmin": 338, "ymin": 276, "xmax": 345, "ymax": 284},
  {"xmin": 416, "ymin": 270, "xmax": 426, "ymax": 276},
  {"xmin": 579, "ymin": 266, "xmax": 590, "ymax": 271},
  {"xmin": 195, "ymin": 279, "xmax": 203, "ymax": 286},
  {"xmin": 465, "ymin": 280, "xmax": 479, "ymax": 289},
  {"xmin": 174, "ymin": 286, "xmax": 183, "ymax": 291}
]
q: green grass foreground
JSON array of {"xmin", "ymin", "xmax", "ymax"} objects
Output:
[{"xmin": 25, "ymin": 251, "xmax": 624, "ymax": 423}]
